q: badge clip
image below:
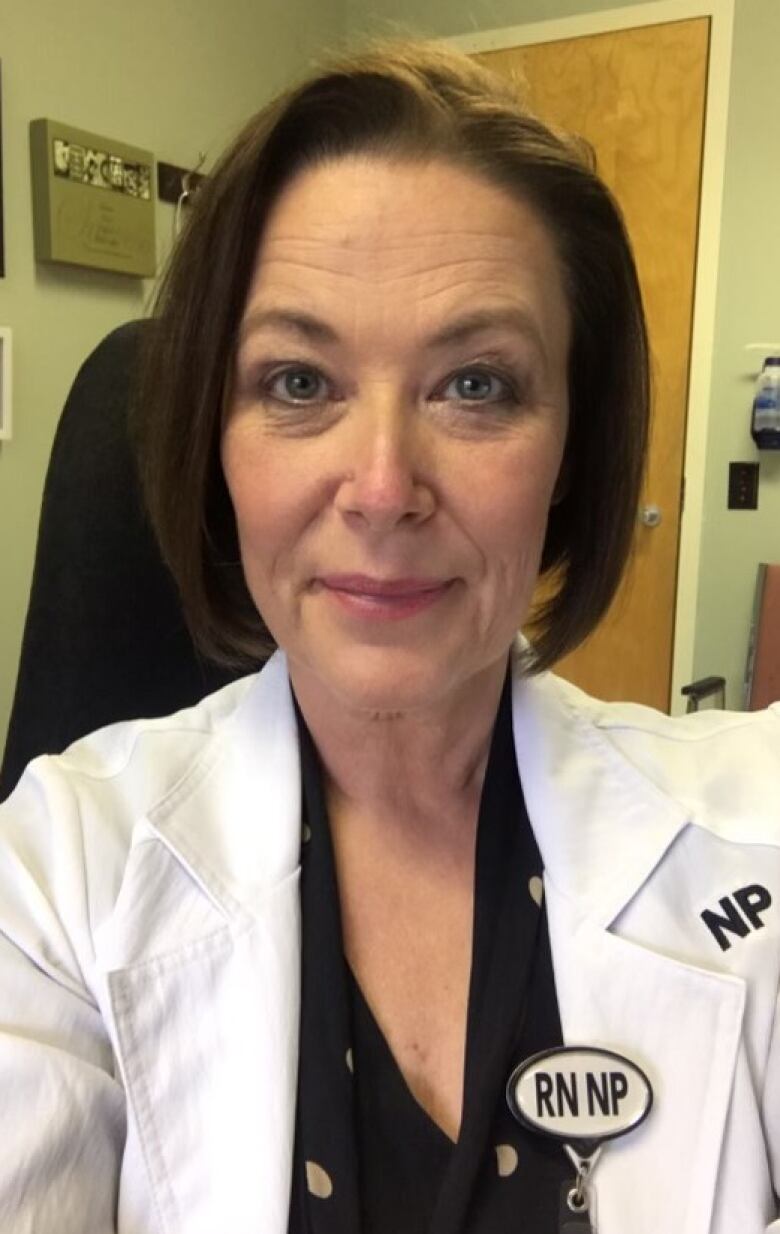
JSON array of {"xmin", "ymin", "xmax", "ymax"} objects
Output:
[{"xmin": 558, "ymin": 1145, "xmax": 601, "ymax": 1233}]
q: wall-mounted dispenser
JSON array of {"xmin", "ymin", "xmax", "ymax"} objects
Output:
[{"xmin": 746, "ymin": 345, "xmax": 780, "ymax": 450}]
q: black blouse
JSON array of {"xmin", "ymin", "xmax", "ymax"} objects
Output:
[{"xmin": 288, "ymin": 672, "xmax": 570, "ymax": 1232}]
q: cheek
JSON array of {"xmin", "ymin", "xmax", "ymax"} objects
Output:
[
  {"xmin": 230, "ymin": 482, "xmax": 303, "ymax": 597},
  {"xmin": 463, "ymin": 464, "xmax": 562, "ymax": 633},
  {"xmin": 222, "ymin": 442, "xmax": 338, "ymax": 647},
  {"xmin": 222, "ymin": 433, "xmax": 284, "ymax": 585},
  {"xmin": 223, "ymin": 426, "xmax": 305, "ymax": 559},
  {"xmin": 475, "ymin": 447, "xmax": 563, "ymax": 565},
  {"xmin": 490, "ymin": 500, "xmax": 552, "ymax": 590}
]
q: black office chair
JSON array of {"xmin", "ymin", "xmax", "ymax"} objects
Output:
[{"xmin": 0, "ymin": 320, "xmax": 238, "ymax": 801}]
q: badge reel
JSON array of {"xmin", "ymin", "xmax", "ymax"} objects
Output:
[{"xmin": 506, "ymin": 1046, "xmax": 653, "ymax": 1234}]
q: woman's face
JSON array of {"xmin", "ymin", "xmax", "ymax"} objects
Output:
[{"xmin": 222, "ymin": 156, "xmax": 570, "ymax": 715}]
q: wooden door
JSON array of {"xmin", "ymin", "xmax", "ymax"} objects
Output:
[{"xmin": 477, "ymin": 19, "xmax": 709, "ymax": 710}]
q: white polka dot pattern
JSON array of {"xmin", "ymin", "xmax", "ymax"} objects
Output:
[{"xmin": 528, "ymin": 874, "xmax": 544, "ymax": 907}]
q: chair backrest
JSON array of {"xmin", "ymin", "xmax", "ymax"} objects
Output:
[{"xmin": 0, "ymin": 320, "xmax": 239, "ymax": 801}]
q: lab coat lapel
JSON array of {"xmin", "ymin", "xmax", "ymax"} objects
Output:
[
  {"xmin": 511, "ymin": 667, "xmax": 746, "ymax": 1233},
  {"xmin": 108, "ymin": 882, "xmax": 300, "ymax": 1234},
  {"xmin": 546, "ymin": 886, "xmax": 745, "ymax": 1234},
  {"xmin": 100, "ymin": 654, "xmax": 302, "ymax": 1234}
]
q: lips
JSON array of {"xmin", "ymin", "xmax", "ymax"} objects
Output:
[
  {"xmin": 319, "ymin": 574, "xmax": 449, "ymax": 597},
  {"xmin": 317, "ymin": 574, "xmax": 454, "ymax": 620}
]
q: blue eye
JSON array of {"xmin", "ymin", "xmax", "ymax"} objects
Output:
[
  {"xmin": 267, "ymin": 366, "xmax": 328, "ymax": 403},
  {"xmin": 442, "ymin": 369, "xmax": 515, "ymax": 404}
]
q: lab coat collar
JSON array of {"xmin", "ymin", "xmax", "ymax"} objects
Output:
[
  {"xmin": 509, "ymin": 657, "xmax": 690, "ymax": 928},
  {"xmin": 145, "ymin": 650, "xmax": 303, "ymax": 924},
  {"xmin": 144, "ymin": 647, "xmax": 691, "ymax": 932}
]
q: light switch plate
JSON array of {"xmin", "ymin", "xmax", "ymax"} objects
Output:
[{"xmin": 0, "ymin": 327, "xmax": 12, "ymax": 440}]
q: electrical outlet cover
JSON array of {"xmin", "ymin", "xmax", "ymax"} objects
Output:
[{"xmin": 728, "ymin": 460, "xmax": 759, "ymax": 510}]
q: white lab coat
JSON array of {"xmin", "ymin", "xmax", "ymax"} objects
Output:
[{"xmin": 0, "ymin": 648, "xmax": 779, "ymax": 1233}]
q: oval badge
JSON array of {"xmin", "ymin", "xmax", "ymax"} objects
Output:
[{"xmin": 506, "ymin": 1046, "xmax": 653, "ymax": 1147}]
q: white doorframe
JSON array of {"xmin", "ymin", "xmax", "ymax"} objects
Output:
[{"xmin": 447, "ymin": 0, "xmax": 735, "ymax": 714}]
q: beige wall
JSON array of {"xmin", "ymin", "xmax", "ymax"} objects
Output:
[
  {"xmin": 346, "ymin": 0, "xmax": 657, "ymax": 35},
  {"xmin": 691, "ymin": 0, "xmax": 780, "ymax": 706},
  {"xmin": 0, "ymin": 0, "xmax": 343, "ymax": 749}
]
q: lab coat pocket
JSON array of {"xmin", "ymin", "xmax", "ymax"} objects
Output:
[{"xmin": 107, "ymin": 869, "xmax": 300, "ymax": 1234}]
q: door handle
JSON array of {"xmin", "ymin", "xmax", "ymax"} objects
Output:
[{"xmin": 640, "ymin": 504, "xmax": 662, "ymax": 528}]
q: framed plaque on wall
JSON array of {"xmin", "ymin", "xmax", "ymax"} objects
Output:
[{"xmin": 29, "ymin": 117, "xmax": 155, "ymax": 277}]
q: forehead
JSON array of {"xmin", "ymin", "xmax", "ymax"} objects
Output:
[{"xmin": 245, "ymin": 156, "xmax": 569, "ymax": 342}]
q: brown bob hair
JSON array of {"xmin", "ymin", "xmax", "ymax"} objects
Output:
[{"xmin": 135, "ymin": 39, "xmax": 649, "ymax": 673}]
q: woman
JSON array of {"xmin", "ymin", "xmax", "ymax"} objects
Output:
[{"xmin": 1, "ymin": 40, "xmax": 778, "ymax": 1234}]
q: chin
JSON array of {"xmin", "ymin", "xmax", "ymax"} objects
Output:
[
  {"xmin": 290, "ymin": 638, "xmax": 500, "ymax": 719},
  {"xmin": 341, "ymin": 659, "xmax": 452, "ymax": 716}
]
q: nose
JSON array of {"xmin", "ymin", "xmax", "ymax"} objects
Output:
[{"xmin": 334, "ymin": 396, "xmax": 435, "ymax": 532}]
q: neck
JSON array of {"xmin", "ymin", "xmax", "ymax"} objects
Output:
[{"xmin": 289, "ymin": 654, "xmax": 510, "ymax": 841}]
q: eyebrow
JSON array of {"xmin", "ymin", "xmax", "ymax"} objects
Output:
[
  {"xmin": 238, "ymin": 305, "xmax": 547, "ymax": 358},
  {"xmin": 239, "ymin": 308, "xmax": 338, "ymax": 345}
]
